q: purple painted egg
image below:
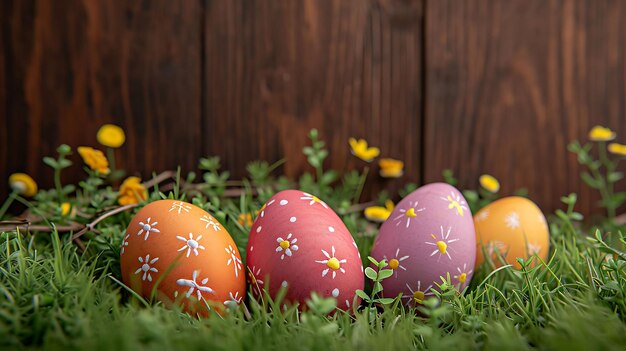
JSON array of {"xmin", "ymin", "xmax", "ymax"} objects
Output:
[{"xmin": 370, "ymin": 183, "xmax": 476, "ymax": 307}]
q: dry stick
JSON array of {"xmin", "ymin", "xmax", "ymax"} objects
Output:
[
  {"xmin": 0, "ymin": 205, "xmax": 138, "ymax": 251},
  {"xmin": 346, "ymin": 201, "xmax": 375, "ymax": 214},
  {"xmin": 143, "ymin": 170, "xmax": 177, "ymax": 189},
  {"xmin": 71, "ymin": 204, "xmax": 139, "ymax": 241},
  {"xmin": 0, "ymin": 221, "xmax": 83, "ymax": 233}
]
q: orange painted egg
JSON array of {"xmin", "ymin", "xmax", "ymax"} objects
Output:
[
  {"xmin": 246, "ymin": 190, "xmax": 364, "ymax": 310},
  {"xmin": 120, "ymin": 200, "xmax": 246, "ymax": 315},
  {"xmin": 474, "ymin": 196, "xmax": 550, "ymax": 269}
]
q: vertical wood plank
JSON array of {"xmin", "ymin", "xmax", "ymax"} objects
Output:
[
  {"xmin": 204, "ymin": 0, "xmax": 425, "ymax": 199},
  {"xmin": 1, "ymin": 0, "xmax": 202, "ymax": 200},
  {"xmin": 424, "ymin": 0, "xmax": 626, "ymax": 215}
]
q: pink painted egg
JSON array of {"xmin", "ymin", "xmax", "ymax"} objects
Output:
[
  {"xmin": 246, "ymin": 190, "xmax": 364, "ymax": 310},
  {"xmin": 371, "ymin": 183, "xmax": 476, "ymax": 307}
]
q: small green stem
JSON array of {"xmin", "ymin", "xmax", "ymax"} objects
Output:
[
  {"xmin": 107, "ymin": 147, "xmax": 117, "ymax": 174},
  {"xmin": 353, "ymin": 166, "xmax": 369, "ymax": 204},
  {"xmin": 315, "ymin": 164, "xmax": 324, "ymax": 185},
  {"xmin": 54, "ymin": 166, "xmax": 65, "ymax": 203},
  {"xmin": 589, "ymin": 166, "xmax": 613, "ymax": 219},
  {"xmin": 0, "ymin": 191, "xmax": 17, "ymax": 219},
  {"xmin": 598, "ymin": 141, "xmax": 617, "ymax": 219}
]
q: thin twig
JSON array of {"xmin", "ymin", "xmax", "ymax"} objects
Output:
[
  {"xmin": 346, "ymin": 201, "xmax": 375, "ymax": 214},
  {"xmin": 143, "ymin": 170, "xmax": 177, "ymax": 188},
  {"xmin": 0, "ymin": 222, "xmax": 83, "ymax": 232},
  {"xmin": 0, "ymin": 204, "xmax": 138, "ymax": 242},
  {"xmin": 71, "ymin": 204, "xmax": 139, "ymax": 241}
]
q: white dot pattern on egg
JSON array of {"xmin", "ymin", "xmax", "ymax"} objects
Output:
[{"xmin": 247, "ymin": 190, "xmax": 364, "ymax": 310}]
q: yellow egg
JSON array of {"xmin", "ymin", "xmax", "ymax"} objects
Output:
[{"xmin": 474, "ymin": 197, "xmax": 549, "ymax": 269}]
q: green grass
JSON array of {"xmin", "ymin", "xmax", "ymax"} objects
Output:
[
  {"xmin": 2, "ymin": 131, "xmax": 626, "ymax": 350},
  {"xmin": 1, "ymin": 214, "xmax": 625, "ymax": 350},
  {"xmin": 2, "ymin": 194, "xmax": 626, "ymax": 351}
]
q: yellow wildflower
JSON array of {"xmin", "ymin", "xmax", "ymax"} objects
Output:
[
  {"xmin": 379, "ymin": 158, "xmax": 404, "ymax": 178},
  {"xmin": 8, "ymin": 173, "xmax": 38, "ymax": 197},
  {"xmin": 61, "ymin": 202, "xmax": 71, "ymax": 216},
  {"xmin": 349, "ymin": 138, "xmax": 380, "ymax": 162},
  {"xmin": 97, "ymin": 124, "xmax": 126, "ymax": 148},
  {"xmin": 78, "ymin": 146, "xmax": 110, "ymax": 175},
  {"xmin": 238, "ymin": 213, "xmax": 254, "ymax": 227},
  {"xmin": 364, "ymin": 200, "xmax": 395, "ymax": 222},
  {"xmin": 608, "ymin": 143, "xmax": 626, "ymax": 156},
  {"xmin": 479, "ymin": 174, "xmax": 500, "ymax": 193},
  {"xmin": 588, "ymin": 125, "xmax": 616, "ymax": 141},
  {"xmin": 118, "ymin": 176, "xmax": 148, "ymax": 205}
]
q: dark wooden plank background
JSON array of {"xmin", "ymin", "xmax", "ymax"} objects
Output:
[{"xmin": 2, "ymin": 0, "xmax": 625, "ymax": 216}]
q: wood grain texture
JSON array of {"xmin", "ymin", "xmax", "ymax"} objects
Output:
[
  {"xmin": 2, "ymin": 0, "xmax": 626, "ymax": 216},
  {"xmin": 424, "ymin": 0, "xmax": 626, "ymax": 215},
  {"xmin": 1, "ymin": 0, "xmax": 201, "ymax": 200},
  {"xmin": 203, "ymin": 0, "xmax": 424, "ymax": 199}
]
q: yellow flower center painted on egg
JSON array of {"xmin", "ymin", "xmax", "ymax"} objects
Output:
[
  {"xmin": 458, "ymin": 273, "xmax": 467, "ymax": 283},
  {"xmin": 405, "ymin": 207, "xmax": 417, "ymax": 217},
  {"xmin": 327, "ymin": 257, "xmax": 341, "ymax": 270},
  {"xmin": 413, "ymin": 290, "xmax": 425, "ymax": 303},
  {"xmin": 279, "ymin": 240, "xmax": 290, "ymax": 249},
  {"xmin": 436, "ymin": 240, "xmax": 447, "ymax": 254},
  {"xmin": 389, "ymin": 259, "xmax": 400, "ymax": 270},
  {"xmin": 312, "ymin": 195, "xmax": 322, "ymax": 204},
  {"xmin": 447, "ymin": 196, "xmax": 464, "ymax": 216}
]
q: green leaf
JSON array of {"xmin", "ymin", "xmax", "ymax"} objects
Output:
[
  {"xmin": 577, "ymin": 151, "xmax": 591, "ymax": 165},
  {"xmin": 567, "ymin": 141, "xmax": 581, "ymax": 153},
  {"xmin": 355, "ymin": 289, "xmax": 370, "ymax": 302},
  {"xmin": 372, "ymin": 282, "xmax": 383, "ymax": 296},
  {"xmin": 364, "ymin": 267, "xmax": 377, "ymax": 280},
  {"xmin": 58, "ymin": 158, "xmax": 73, "ymax": 168},
  {"xmin": 570, "ymin": 212, "xmax": 584, "ymax": 221},
  {"xmin": 308, "ymin": 157, "xmax": 320, "ymax": 168},
  {"xmin": 367, "ymin": 256, "xmax": 379, "ymax": 266},
  {"xmin": 462, "ymin": 190, "xmax": 478, "ymax": 202},
  {"xmin": 57, "ymin": 144, "xmax": 71, "ymax": 155},
  {"xmin": 595, "ymin": 229, "xmax": 603, "ymax": 242},
  {"xmin": 608, "ymin": 172, "xmax": 624, "ymax": 183},
  {"xmin": 441, "ymin": 169, "xmax": 457, "ymax": 186},
  {"xmin": 317, "ymin": 149, "xmax": 328, "ymax": 161},
  {"xmin": 611, "ymin": 192, "xmax": 626, "ymax": 208},
  {"xmin": 62, "ymin": 185, "xmax": 76, "ymax": 194},
  {"xmin": 555, "ymin": 209, "xmax": 568, "ymax": 221},
  {"xmin": 320, "ymin": 171, "xmax": 338, "ymax": 185},
  {"xmin": 581, "ymin": 172, "xmax": 601, "ymax": 189},
  {"xmin": 43, "ymin": 157, "xmax": 58, "ymax": 168},
  {"xmin": 374, "ymin": 298, "xmax": 395, "ymax": 305},
  {"xmin": 377, "ymin": 269, "xmax": 394, "ymax": 280}
]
